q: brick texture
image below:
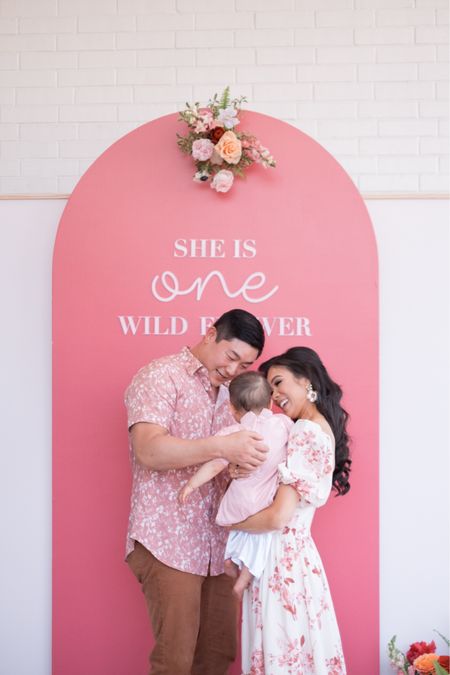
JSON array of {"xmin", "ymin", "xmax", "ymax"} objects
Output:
[{"xmin": 0, "ymin": 0, "xmax": 448, "ymax": 194}]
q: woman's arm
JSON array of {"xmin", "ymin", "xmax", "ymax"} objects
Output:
[{"xmin": 231, "ymin": 484, "xmax": 300, "ymax": 533}]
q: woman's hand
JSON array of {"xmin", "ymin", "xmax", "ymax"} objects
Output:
[
  {"xmin": 230, "ymin": 485, "xmax": 300, "ymax": 533},
  {"xmin": 228, "ymin": 463, "xmax": 253, "ymax": 480}
]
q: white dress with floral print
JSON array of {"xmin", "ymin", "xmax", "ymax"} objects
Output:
[{"xmin": 241, "ymin": 419, "xmax": 346, "ymax": 675}]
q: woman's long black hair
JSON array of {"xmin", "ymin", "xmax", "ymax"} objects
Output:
[{"xmin": 259, "ymin": 347, "xmax": 351, "ymax": 496}]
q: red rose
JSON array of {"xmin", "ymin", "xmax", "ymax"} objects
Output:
[
  {"xmin": 438, "ymin": 655, "xmax": 450, "ymax": 673},
  {"xmin": 406, "ymin": 641, "xmax": 437, "ymax": 664},
  {"xmin": 209, "ymin": 126, "xmax": 225, "ymax": 144}
]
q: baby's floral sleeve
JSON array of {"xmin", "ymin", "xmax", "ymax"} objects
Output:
[{"xmin": 278, "ymin": 421, "xmax": 334, "ymax": 507}]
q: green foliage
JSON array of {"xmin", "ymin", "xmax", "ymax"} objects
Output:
[
  {"xmin": 207, "ymin": 87, "xmax": 247, "ymax": 117},
  {"xmin": 219, "ymin": 86, "xmax": 230, "ymax": 109},
  {"xmin": 387, "ymin": 636, "xmax": 408, "ymax": 674},
  {"xmin": 434, "ymin": 631, "xmax": 450, "ymax": 648},
  {"xmin": 176, "ymin": 132, "xmax": 196, "ymax": 155}
]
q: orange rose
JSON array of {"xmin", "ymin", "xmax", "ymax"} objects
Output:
[
  {"xmin": 414, "ymin": 653, "xmax": 439, "ymax": 673},
  {"xmin": 215, "ymin": 131, "xmax": 242, "ymax": 165}
]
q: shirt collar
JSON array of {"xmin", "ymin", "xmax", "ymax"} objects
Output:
[
  {"xmin": 240, "ymin": 408, "xmax": 273, "ymax": 425},
  {"xmin": 180, "ymin": 346, "xmax": 205, "ymax": 377},
  {"xmin": 180, "ymin": 346, "xmax": 230, "ymax": 403}
]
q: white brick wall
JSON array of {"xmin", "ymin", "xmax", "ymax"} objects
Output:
[{"xmin": 0, "ymin": 0, "xmax": 448, "ymax": 195}]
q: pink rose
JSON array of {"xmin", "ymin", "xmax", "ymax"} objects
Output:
[
  {"xmin": 211, "ymin": 170, "xmax": 234, "ymax": 193},
  {"xmin": 194, "ymin": 108, "xmax": 214, "ymax": 133},
  {"xmin": 192, "ymin": 138, "xmax": 214, "ymax": 161},
  {"xmin": 198, "ymin": 107, "xmax": 213, "ymax": 123}
]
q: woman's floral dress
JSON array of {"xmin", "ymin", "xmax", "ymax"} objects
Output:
[{"xmin": 241, "ymin": 419, "xmax": 346, "ymax": 675}]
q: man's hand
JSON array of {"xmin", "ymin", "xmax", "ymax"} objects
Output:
[{"xmin": 219, "ymin": 430, "xmax": 268, "ymax": 471}]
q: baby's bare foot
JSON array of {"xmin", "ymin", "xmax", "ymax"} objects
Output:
[
  {"xmin": 232, "ymin": 576, "xmax": 250, "ymax": 601},
  {"xmin": 232, "ymin": 565, "xmax": 253, "ymax": 601},
  {"xmin": 224, "ymin": 559, "xmax": 238, "ymax": 578}
]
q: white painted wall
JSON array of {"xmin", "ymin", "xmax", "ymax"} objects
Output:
[
  {"xmin": 368, "ymin": 198, "xmax": 450, "ymax": 668},
  {"xmin": 0, "ymin": 199, "xmax": 62, "ymax": 675},
  {"xmin": 0, "ymin": 197, "xmax": 448, "ymax": 674},
  {"xmin": 0, "ymin": 1, "xmax": 449, "ymax": 672},
  {"xmin": 0, "ymin": 0, "xmax": 448, "ymax": 195}
]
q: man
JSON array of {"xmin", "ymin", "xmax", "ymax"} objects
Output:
[{"xmin": 125, "ymin": 309, "xmax": 267, "ymax": 675}]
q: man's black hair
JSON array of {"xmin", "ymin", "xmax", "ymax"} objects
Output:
[{"xmin": 214, "ymin": 309, "xmax": 265, "ymax": 357}]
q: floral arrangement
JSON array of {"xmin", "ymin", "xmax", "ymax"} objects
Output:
[
  {"xmin": 177, "ymin": 87, "xmax": 276, "ymax": 193},
  {"xmin": 388, "ymin": 632, "xmax": 449, "ymax": 675}
]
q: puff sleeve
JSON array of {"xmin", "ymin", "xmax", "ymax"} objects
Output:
[{"xmin": 278, "ymin": 420, "xmax": 334, "ymax": 507}]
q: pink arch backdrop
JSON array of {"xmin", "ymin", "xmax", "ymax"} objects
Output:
[{"xmin": 53, "ymin": 111, "xmax": 378, "ymax": 674}]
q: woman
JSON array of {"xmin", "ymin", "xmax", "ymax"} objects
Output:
[{"xmin": 233, "ymin": 347, "xmax": 351, "ymax": 675}]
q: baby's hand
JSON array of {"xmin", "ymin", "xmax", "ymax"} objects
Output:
[{"xmin": 178, "ymin": 482, "xmax": 195, "ymax": 504}]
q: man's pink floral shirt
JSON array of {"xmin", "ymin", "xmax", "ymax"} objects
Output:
[{"xmin": 125, "ymin": 347, "xmax": 234, "ymax": 575}]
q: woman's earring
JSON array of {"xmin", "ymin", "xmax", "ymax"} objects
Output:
[{"xmin": 306, "ymin": 383, "xmax": 318, "ymax": 403}]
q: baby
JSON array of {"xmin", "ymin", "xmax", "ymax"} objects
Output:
[{"xmin": 179, "ymin": 371, "xmax": 293, "ymax": 599}]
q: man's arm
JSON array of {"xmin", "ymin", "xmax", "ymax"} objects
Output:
[
  {"xmin": 230, "ymin": 485, "xmax": 299, "ymax": 532},
  {"xmin": 131, "ymin": 422, "xmax": 268, "ymax": 471}
]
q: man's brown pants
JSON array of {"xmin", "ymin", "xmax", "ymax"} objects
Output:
[{"xmin": 127, "ymin": 542, "xmax": 238, "ymax": 675}]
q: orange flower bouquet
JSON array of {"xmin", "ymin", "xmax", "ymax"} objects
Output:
[
  {"xmin": 388, "ymin": 632, "xmax": 449, "ymax": 675},
  {"xmin": 177, "ymin": 87, "xmax": 275, "ymax": 193}
]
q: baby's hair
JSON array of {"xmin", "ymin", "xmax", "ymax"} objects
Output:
[{"xmin": 229, "ymin": 371, "xmax": 272, "ymax": 413}]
